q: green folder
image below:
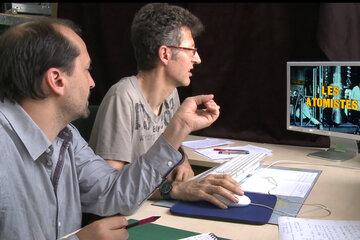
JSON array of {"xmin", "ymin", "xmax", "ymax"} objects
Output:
[{"xmin": 127, "ymin": 219, "xmax": 199, "ymax": 240}]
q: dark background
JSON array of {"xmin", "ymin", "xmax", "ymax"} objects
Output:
[{"xmin": 57, "ymin": 3, "xmax": 360, "ymax": 148}]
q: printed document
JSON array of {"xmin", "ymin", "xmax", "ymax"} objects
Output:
[
  {"xmin": 278, "ymin": 217, "xmax": 360, "ymax": 240},
  {"xmin": 179, "ymin": 233, "xmax": 219, "ymax": 240},
  {"xmin": 195, "ymin": 145, "xmax": 272, "ymax": 160},
  {"xmin": 182, "ymin": 138, "xmax": 233, "ymax": 149},
  {"xmin": 241, "ymin": 168, "xmax": 318, "ymax": 198}
]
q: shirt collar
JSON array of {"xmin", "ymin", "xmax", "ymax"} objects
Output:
[{"xmin": 0, "ymin": 99, "xmax": 51, "ymax": 161}]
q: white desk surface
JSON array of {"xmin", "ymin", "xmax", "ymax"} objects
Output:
[{"xmin": 128, "ymin": 135, "xmax": 360, "ymax": 240}]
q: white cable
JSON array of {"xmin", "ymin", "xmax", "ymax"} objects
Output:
[
  {"xmin": 250, "ymin": 199, "xmax": 332, "ymax": 218},
  {"xmin": 276, "ymin": 196, "xmax": 332, "ymax": 217},
  {"xmin": 249, "ymin": 203, "xmax": 296, "ymax": 217},
  {"xmin": 264, "ymin": 177, "xmax": 332, "ymax": 217},
  {"xmin": 247, "ymin": 161, "xmax": 334, "ymax": 218}
]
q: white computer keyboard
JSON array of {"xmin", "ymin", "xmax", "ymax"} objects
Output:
[{"xmin": 195, "ymin": 152, "xmax": 267, "ymax": 183}]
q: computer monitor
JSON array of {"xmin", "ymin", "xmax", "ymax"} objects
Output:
[{"xmin": 287, "ymin": 62, "xmax": 360, "ymax": 161}]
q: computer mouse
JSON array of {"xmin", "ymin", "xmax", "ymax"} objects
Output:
[
  {"xmin": 229, "ymin": 194, "xmax": 251, "ymax": 207},
  {"xmin": 214, "ymin": 194, "xmax": 251, "ymax": 207}
]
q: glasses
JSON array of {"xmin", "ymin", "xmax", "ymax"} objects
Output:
[{"xmin": 167, "ymin": 45, "xmax": 198, "ymax": 56}]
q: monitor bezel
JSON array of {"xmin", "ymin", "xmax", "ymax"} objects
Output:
[{"xmin": 286, "ymin": 61, "xmax": 360, "ymax": 141}]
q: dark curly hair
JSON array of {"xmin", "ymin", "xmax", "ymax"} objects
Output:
[{"xmin": 131, "ymin": 3, "xmax": 204, "ymax": 71}]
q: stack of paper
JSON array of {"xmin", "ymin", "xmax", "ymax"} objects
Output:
[
  {"xmin": 182, "ymin": 138, "xmax": 233, "ymax": 149},
  {"xmin": 194, "ymin": 144, "xmax": 272, "ymax": 161},
  {"xmin": 241, "ymin": 168, "xmax": 318, "ymax": 198},
  {"xmin": 278, "ymin": 217, "xmax": 360, "ymax": 240},
  {"xmin": 179, "ymin": 233, "xmax": 219, "ymax": 240}
]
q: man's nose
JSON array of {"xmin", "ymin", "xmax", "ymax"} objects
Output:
[{"xmin": 193, "ymin": 51, "xmax": 201, "ymax": 64}]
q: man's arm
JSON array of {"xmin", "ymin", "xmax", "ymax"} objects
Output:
[
  {"xmin": 158, "ymin": 95, "xmax": 243, "ymax": 208},
  {"xmin": 168, "ymin": 147, "xmax": 194, "ymax": 181},
  {"xmin": 106, "ymin": 159, "xmax": 168, "ymax": 201},
  {"xmin": 76, "ymin": 216, "xmax": 128, "ymax": 240},
  {"xmin": 106, "ymin": 159, "xmax": 127, "ymax": 171},
  {"xmin": 77, "ymin": 134, "xmax": 182, "ymax": 216},
  {"xmin": 163, "ymin": 95, "xmax": 220, "ymax": 149},
  {"xmin": 156, "ymin": 95, "xmax": 243, "ymax": 208},
  {"xmin": 77, "ymin": 94, "xmax": 221, "ymax": 216}
]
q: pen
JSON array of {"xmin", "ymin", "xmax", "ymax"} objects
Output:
[
  {"xmin": 218, "ymin": 151, "xmax": 249, "ymax": 154},
  {"xmin": 214, "ymin": 148, "xmax": 249, "ymax": 154},
  {"xmin": 59, "ymin": 216, "xmax": 161, "ymax": 239},
  {"xmin": 126, "ymin": 216, "xmax": 161, "ymax": 229}
]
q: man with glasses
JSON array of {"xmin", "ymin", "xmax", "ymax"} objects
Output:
[
  {"xmin": 0, "ymin": 16, "xmax": 238, "ymax": 239},
  {"xmin": 90, "ymin": 3, "xmax": 243, "ymax": 207}
]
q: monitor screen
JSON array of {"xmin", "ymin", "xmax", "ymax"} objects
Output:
[{"xmin": 287, "ymin": 62, "xmax": 360, "ymax": 161}]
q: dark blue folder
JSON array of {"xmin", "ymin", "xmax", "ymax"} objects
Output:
[{"xmin": 170, "ymin": 192, "xmax": 277, "ymax": 225}]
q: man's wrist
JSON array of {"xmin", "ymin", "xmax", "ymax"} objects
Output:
[
  {"xmin": 169, "ymin": 181, "xmax": 180, "ymax": 199},
  {"xmin": 178, "ymin": 147, "xmax": 187, "ymax": 164},
  {"xmin": 163, "ymin": 115, "xmax": 191, "ymax": 150},
  {"xmin": 159, "ymin": 180, "xmax": 174, "ymax": 200}
]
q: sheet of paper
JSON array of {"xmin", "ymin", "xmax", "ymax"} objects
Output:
[
  {"xmin": 241, "ymin": 168, "xmax": 318, "ymax": 198},
  {"xmin": 278, "ymin": 217, "xmax": 360, "ymax": 240},
  {"xmin": 182, "ymin": 138, "xmax": 233, "ymax": 149},
  {"xmin": 151, "ymin": 199, "xmax": 177, "ymax": 208},
  {"xmin": 194, "ymin": 145, "xmax": 272, "ymax": 160},
  {"xmin": 179, "ymin": 233, "xmax": 219, "ymax": 240},
  {"xmin": 195, "ymin": 148, "xmax": 240, "ymax": 160},
  {"xmin": 242, "ymin": 144, "xmax": 272, "ymax": 155}
]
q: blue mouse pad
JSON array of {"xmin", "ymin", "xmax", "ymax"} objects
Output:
[{"xmin": 170, "ymin": 192, "xmax": 277, "ymax": 225}]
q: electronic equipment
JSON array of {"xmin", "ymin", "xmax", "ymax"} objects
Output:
[
  {"xmin": 3, "ymin": 3, "xmax": 52, "ymax": 16},
  {"xmin": 214, "ymin": 194, "xmax": 251, "ymax": 207},
  {"xmin": 193, "ymin": 152, "xmax": 266, "ymax": 183},
  {"xmin": 287, "ymin": 62, "xmax": 360, "ymax": 161},
  {"xmin": 189, "ymin": 152, "xmax": 266, "ymax": 209},
  {"xmin": 0, "ymin": 3, "xmax": 56, "ymax": 35}
]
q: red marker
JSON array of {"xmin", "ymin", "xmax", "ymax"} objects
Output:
[
  {"xmin": 213, "ymin": 148, "xmax": 249, "ymax": 154},
  {"xmin": 126, "ymin": 216, "xmax": 161, "ymax": 229}
]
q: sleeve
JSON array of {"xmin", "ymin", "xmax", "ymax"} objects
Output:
[
  {"xmin": 89, "ymin": 92, "xmax": 133, "ymax": 163},
  {"xmin": 73, "ymin": 127, "xmax": 183, "ymax": 216}
]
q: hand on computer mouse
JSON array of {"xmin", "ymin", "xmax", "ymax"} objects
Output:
[
  {"xmin": 170, "ymin": 174, "xmax": 243, "ymax": 209},
  {"xmin": 229, "ymin": 194, "xmax": 251, "ymax": 207}
]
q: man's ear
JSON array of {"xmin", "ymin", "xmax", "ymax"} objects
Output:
[
  {"xmin": 158, "ymin": 45, "xmax": 171, "ymax": 65},
  {"xmin": 43, "ymin": 68, "xmax": 66, "ymax": 96}
]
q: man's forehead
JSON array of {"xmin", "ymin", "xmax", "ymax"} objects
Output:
[
  {"xmin": 54, "ymin": 24, "xmax": 85, "ymax": 49},
  {"xmin": 180, "ymin": 27, "xmax": 195, "ymax": 45},
  {"xmin": 54, "ymin": 23, "xmax": 90, "ymax": 60}
]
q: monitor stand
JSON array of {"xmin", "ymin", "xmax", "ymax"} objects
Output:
[{"xmin": 307, "ymin": 136, "xmax": 359, "ymax": 161}]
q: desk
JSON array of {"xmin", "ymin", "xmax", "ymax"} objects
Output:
[{"xmin": 128, "ymin": 135, "xmax": 360, "ymax": 240}]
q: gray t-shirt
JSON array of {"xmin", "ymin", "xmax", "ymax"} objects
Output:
[
  {"xmin": 89, "ymin": 76, "xmax": 180, "ymax": 163},
  {"xmin": 0, "ymin": 99, "xmax": 182, "ymax": 240}
]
